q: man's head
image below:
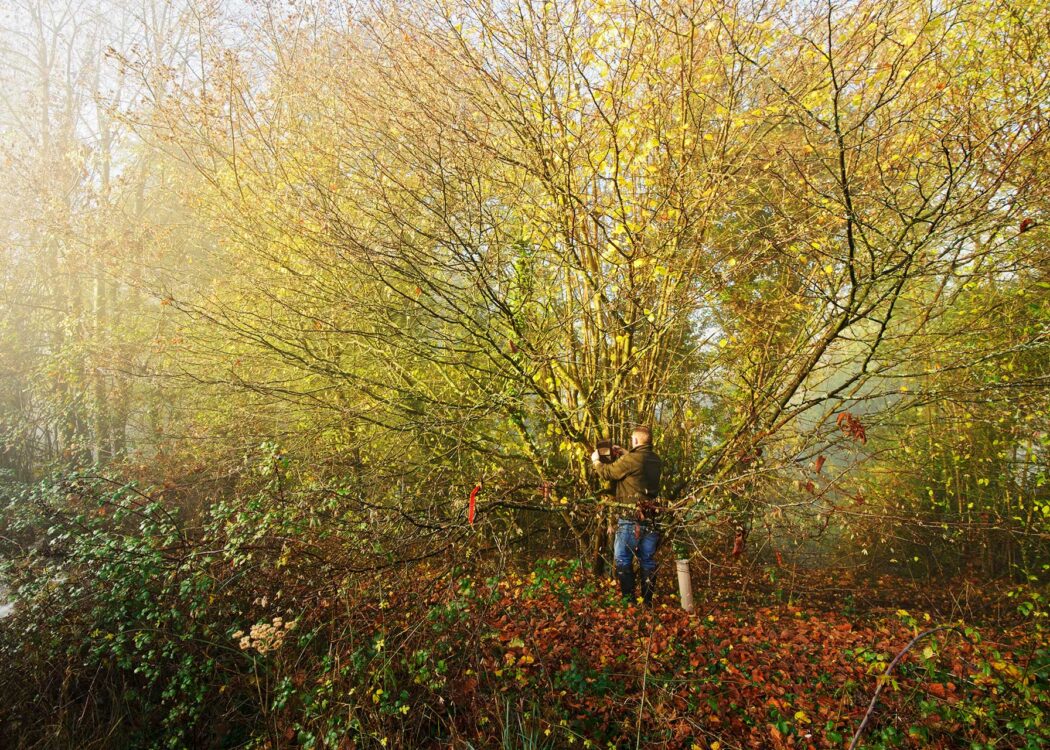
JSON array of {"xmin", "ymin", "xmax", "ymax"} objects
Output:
[{"xmin": 631, "ymin": 425, "xmax": 653, "ymax": 448}]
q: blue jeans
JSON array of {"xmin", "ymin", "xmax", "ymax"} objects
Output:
[{"xmin": 614, "ymin": 519, "xmax": 660, "ymax": 573}]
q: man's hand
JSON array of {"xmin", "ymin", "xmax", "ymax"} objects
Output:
[
  {"xmin": 612, "ymin": 445, "xmax": 624, "ymax": 457},
  {"xmin": 590, "ymin": 449, "xmax": 600, "ymax": 464}
]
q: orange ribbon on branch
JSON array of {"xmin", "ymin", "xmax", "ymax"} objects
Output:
[{"xmin": 468, "ymin": 483, "xmax": 481, "ymax": 526}]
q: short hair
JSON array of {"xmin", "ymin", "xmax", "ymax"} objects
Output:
[{"xmin": 631, "ymin": 425, "xmax": 652, "ymax": 444}]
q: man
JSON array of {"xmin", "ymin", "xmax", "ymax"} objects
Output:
[{"xmin": 590, "ymin": 425, "xmax": 663, "ymax": 606}]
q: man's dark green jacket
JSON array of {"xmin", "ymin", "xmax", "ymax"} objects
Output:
[{"xmin": 593, "ymin": 443, "xmax": 662, "ymax": 519}]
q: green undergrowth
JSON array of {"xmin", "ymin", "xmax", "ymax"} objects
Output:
[{"xmin": 0, "ymin": 478, "xmax": 1046, "ymax": 749}]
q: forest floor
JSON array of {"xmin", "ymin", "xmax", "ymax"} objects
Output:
[{"xmin": 330, "ymin": 560, "xmax": 1047, "ymax": 749}]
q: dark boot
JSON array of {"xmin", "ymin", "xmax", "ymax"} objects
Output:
[
  {"xmin": 615, "ymin": 564, "xmax": 636, "ymax": 601},
  {"xmin": 641, "ymin": 569, "xmax": 656, "ymax": 607}
]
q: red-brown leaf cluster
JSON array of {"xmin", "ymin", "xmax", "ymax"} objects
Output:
[{"xmin": 316, "ymin": 564, "xmax": 1044, "ymax": 749}]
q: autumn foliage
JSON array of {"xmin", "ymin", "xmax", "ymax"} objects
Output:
[
  {"xmin": 0, "ymin": 0, "xmax": 1049, "ymax": 747},
  {"xmin": 0, "ymin": 474, "xmax": 1046, "ymax": 749}
]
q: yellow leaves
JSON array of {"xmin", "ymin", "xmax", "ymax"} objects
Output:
[
  {"xmin": 800, "ymin": 90, "xmax": 826, "ymax": 110},
  {"xmin": 614, "ymin": 121, "xmax": 636, "ymax": 143},
  {"xmin": 990, "ymin": 659, "xmax": 1020, "ymax": 678}
]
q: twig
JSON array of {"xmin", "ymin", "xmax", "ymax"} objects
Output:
[
  {"xmin": 636, "ymin": 616, "xmax": 658, "ymax": 749},
  {"xmin": 848, "ymin": 625, "xmax": 971, "ymax": 750}
]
